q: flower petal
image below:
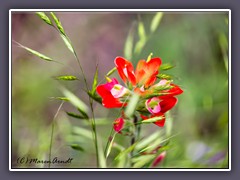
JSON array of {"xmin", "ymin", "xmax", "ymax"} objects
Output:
[
  {"xmin": 115, "ymin": 57, "xmax": 136, "ymax": 85},
  {"xmin": 160, "ymin": 97, "xmax": 178, "ymax": 113},
  {"xmin": 113, "ymin": 118, "xmax": 124, "ymax": 133}
]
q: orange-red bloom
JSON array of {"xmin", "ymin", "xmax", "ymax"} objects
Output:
[{"xmin": 115, "ymin": 56, "xmax": 161, "ymax": 88}]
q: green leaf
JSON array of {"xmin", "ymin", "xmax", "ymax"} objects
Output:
[
  {"xmin": 66, "ymin": 112, "xmax": 85, "ymax": 119},
  {"xmin": 91, "ymin": 65, "xmax": 98, "ymax": 94},
  {"xmin": 132, "ymin": 154, "xmax": 155, "ymax": 168},
  {"xmin": 72, "ymin": 126, "xmax": 93, "ymax": 140},
  {"xmin": 160, "ymin": 63, "xmax": 175, "ymax": 71},
  {"xmin": 135, "ymin": 131, "xmax": 162, "ymax": 151},
  {"xmin": 138, "ymin": 21, "xmax": 146, "ymax": 42},
  {"xmin": 98, "ymin": 141, "xmax": 107, "ymax": 168},
  {"xmin": 70, "ymin": 144, "xmax": 84, "ymax": 151},
  {"xmin": 50, "ymin": 12, "xmax": 65, "ymax": 34},
  {"xmin": 134, "ymin": 21, "xmax": 147, "ymax": 55},
  {"xmin": 140, "ymin": 116, "xmax": 164, "ymax": 124},
  {"xmin": 124, "ymin": 27, "xmax": 134, "ymax": 60},
  {"xmin": 87, "ymin": 91, "xmax": 102, "ymax": 104},
  {"xmin": 77, "ymin": 108, "xmax": 89, "ymax": 119},
  {"xmin": 36, "ymin": 12, "xmax": 52, "ymax": 25},
  {"xmin": 55, "ymin": 75, "xmax": 78, "ymax": 81},
  {"xmin": 150, "ymin": 12, "xmax": 163, "ymax": 33},
  {"xmin": 106, "ymin": 133, "xmax": 116, "ymax": 158},
  {"xmin": 125, "ymin": 93, "xmax": 140, "ymax": 118},
  {"xmin": 50, "ymin": 97, "xmax": 70, "ymax": 101},
  {"xmin": 16, "ymin": 42, "xmax": 53, "ymax": 61},
  {"xmin": 60, "ymin": 33, "xmax": 75, "ymax": 54},
  {"xmin": 115, "ymin": 141, "xmax": 138, "ymax": 161},
  {"xmin": 156, "ymin": 73, "xmax": 172, "ymax": 80},
  {"xmin": 61, "ymin": 87, "xmax": 89, "ymax": 114},
  {"xmin": 106, "ymin": 67, "xmax": 117, "ymax": 77}
]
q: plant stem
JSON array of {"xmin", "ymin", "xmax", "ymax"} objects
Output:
[
  {"xmin": 73, "ymin": 50, "xmax": 99, "ymax": 167},
  {"xmin": 130, "ymin": 115, "xmax": 139, "ymax": 166},
  {"xmin": 48, "ymin": 101, "xmax": 64, "ymax": 168}
]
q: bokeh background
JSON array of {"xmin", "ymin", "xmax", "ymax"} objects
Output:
[{"xmin": 11, "ymin": 11, "xmax": 229, "ymax": 168}]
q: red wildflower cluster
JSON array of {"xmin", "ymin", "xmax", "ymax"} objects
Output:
[{"xmin": 97, "ymin": 56, "xmax": 183, "ymax": 133}]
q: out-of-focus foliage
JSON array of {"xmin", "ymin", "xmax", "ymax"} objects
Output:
[{"xmin": 12, "ymin": 12, "xmax": 229, "ymax": 168}]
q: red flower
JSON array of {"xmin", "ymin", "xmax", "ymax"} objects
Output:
[
  {"xmin": 143, "ymin": 96, "xmax": 178, "ymax": 127},
  {"xmin": 96, "ymin": 78, "xmax": 129, "ymax": 108},
  {"xmin": 151, "ymin": 151, "xmax": 166, "ymax": 167},
  {"xmin": 113, "ymin": 118, "xmax": 125, "ymax": 133},
  {"xmin": 115, "ymin": 57, "xmax": 162, "ymax": 88}
]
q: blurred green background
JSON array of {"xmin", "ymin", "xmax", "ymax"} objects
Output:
[{"xmin": 11, "ymin": 11, "xmax": 229, "ymax": 168}]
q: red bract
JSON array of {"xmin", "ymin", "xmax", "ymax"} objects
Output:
[
  {"xmin": 151, "ymin": 151, "xmax": 166, "ymax": 167},
  {"xmin": 115, "ymin": 56, "xmax": 161, "ymax": 88},
  {"xmin": 113, "ymin": 118, "xmax": 124, "ymax": 133},
  {"xmin": 96, "ymin": 78, "xmax": 128, "ymax": 108}
]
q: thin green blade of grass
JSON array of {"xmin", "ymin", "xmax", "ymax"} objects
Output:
[
  {"xmin": 60, "ymin": 33, "xmax": 75, "ymax": 54},
  {"xmin": 125, "ymin": 93, "xmax": 140, "ymax": 118},
  {"xmin": 124, "ymin": 27, "xmax": 134, "ymax": 60},
  {"xmin": 91, "ymin": 65, "xmax": 98, "ymax": 94},
  {"xmin": 135, "ymin": 131, "xmax": 162, "ymax": 151},
  {"xmin": 132, "ymin": 154, "xmax": 155, "ymax": 168},
  {"xmin": 70, "ymin": 144, "xmax": 84, "ymax": 152},
  {"xmin": 114, "ymin": 141, "xmax": 138, "ymax": 161},
  {"xmin": 150, "ymin": 12, "xmax": 163, "ymax": 33},
  {"xmin": 36, "ymin": 12, "xmax": 53, "ymax": 26},
  {"xmin": 61, "ymin": 87, "xmax": 89, "ymax": 114},
  {"xmin": 66, "ymin": 112, "xmax": 85, "ymax": 119},
  {"xmin": 134, "ymin": 21, "xmax": 147, "ymax": 55},
  {"xmin": 72, "ymin": 126, "xmax": 93, "ymax": 140},
  {"xmin": 106, "ymin": 67, "xmax": 117, "ymax": 77}
]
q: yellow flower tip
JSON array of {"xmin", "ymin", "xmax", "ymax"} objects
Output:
[
  {"xmin": 147, "ymin": 52, "xmax": 153, "ymax": 62},
  {"xmin": 105, "ymin": 76, "xmax": 112, "ymax": 82}
]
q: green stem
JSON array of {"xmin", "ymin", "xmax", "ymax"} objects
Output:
[
  {"xmin": 72, "ymin": 50, "xmax": 99, "ymax": 167},
  {"xmin": 48, "ymin": 101, "xmax": 64, "ymax": 168}
]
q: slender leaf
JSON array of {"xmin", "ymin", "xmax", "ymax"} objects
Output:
[
  {"xmin": 138, "ymin": 21, "xmax": 146, "ymax": 42},
  {"xmin": 77, "ymin": 108, "xmax": 89, "ymax": 119},
  {"xmin": 72, "ymin": 126, "xmax": 93, "ymax": 140},
  {"xmin": 106, "ymin": 67, "xmax": 117, "ymax": 77},
  {"xmin": 98, "ymin": 141, "xmax": 107, "ymax": 168},
  {"xmin": 60, "ymin": 33, "xmax": 75, "ymax": 54},
  {"xmin": 61, "ymin": 87, "xmax": 89, "ymax": 114},
  {"xmin": 156, "ymin": 73, "xmax": 172, "ymax": 80},
  {"xmin": 70, "ymin": 144, "xmax": 84, "ymax": 151},
  {"xmin": 66, "ymin": 112, "xmax": 85, "ymax": 119},
  {"xmin": 115, "ymin": 141, "xmax": 138, "ymax": 161},
  {"xmin": 125, "ymin": 93, "xmax": 140, "ymax": 118},
  {"xmin": 91, "ymin": 65, "xmax": 98, "ymax": 94},
  {"xmin": 55, "ymin": 75, "xmax": 78, "ymax": 81},
  {"xmin": 150, "ymin": 12, "xmax": 163, "ymax": 33},
  {"xmin": 106, "ymin": 133, "xmax": 116, "ymax": 158},
  {"xmin": 134, "ymin": 21, "xmax": 147, "ymax": 55},
  {"xmin": 124, "ymin": 27, "xmax": 134, "ymax": 60},
  {"xmin": 160, "ymin": 63, "xmax": 175, "ymax": 71},
  {"xmin": 36, "ymin": 12, "xmax": 52, "ymax": 25},
  {"xmin": 87, "ymin": 91, "xmax": 102, "ymax": 104},
  {"xmin": 50, "ymin": 97, "xmax": 70, "ymax": 101},
  {"xmin": 132, "ymin": 155, "xmax": 155, "ymax": 168},
  {"xmin": 135, "ymin": 131, "xmax": 162, "ymax": 151},
  {"xmin": 140, "ymin": 116, "xmax": 164, "ymax": 124}
]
